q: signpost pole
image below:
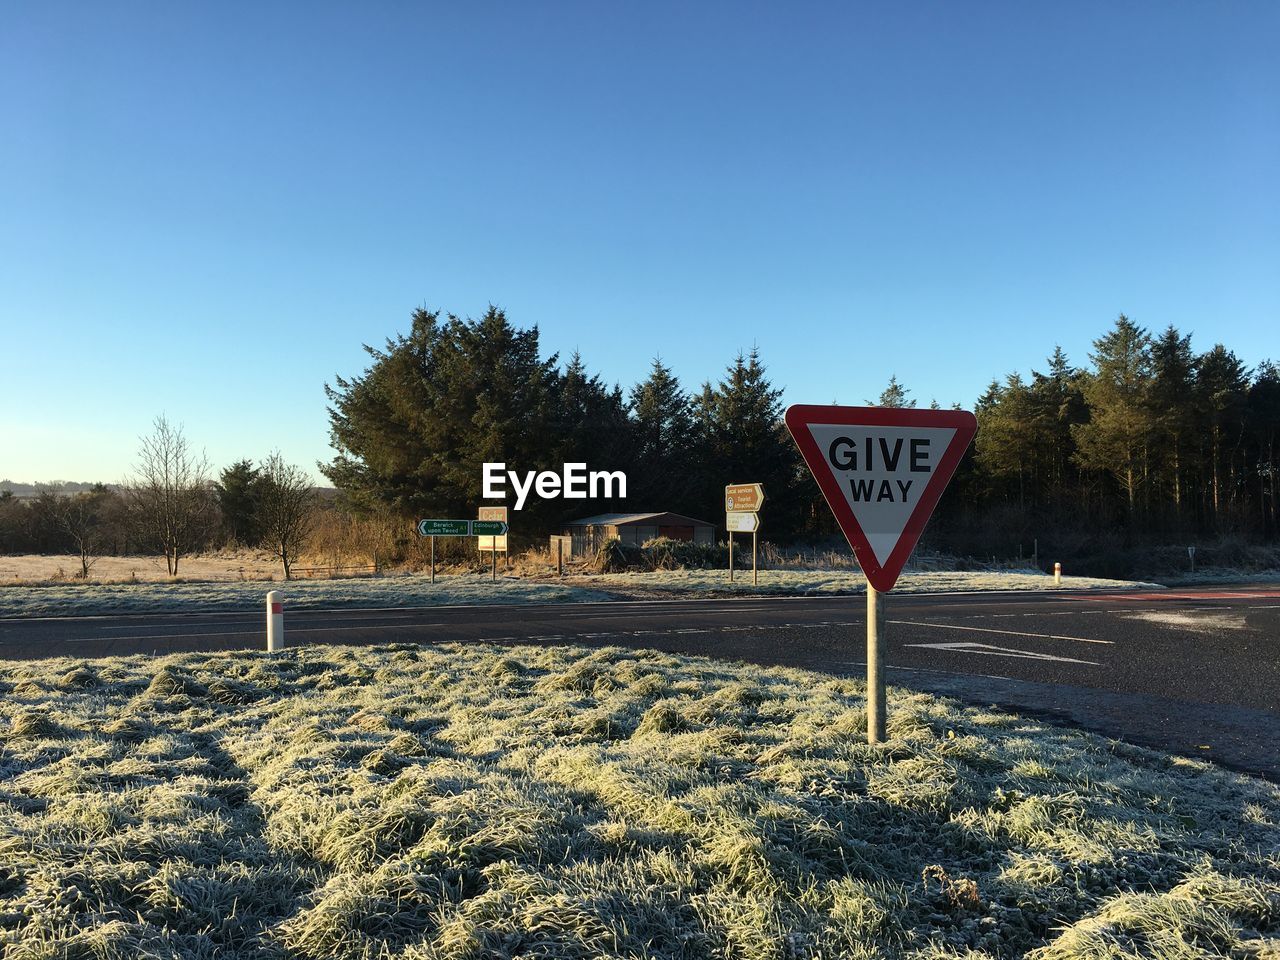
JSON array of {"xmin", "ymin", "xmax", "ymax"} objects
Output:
[
  {"xmin": 557, "ymin": 538, "xmax": 563, "ymax": 577},
  {"xmin": 430, "ymin": 536, "xmax": 436, "ymax": 584},
  {"xmin": 492, "ymin": 544, "xmax": 497, "ymax": 582},
  {"xmin": 728, "ymin": 532, "xmax": 734, "ymax": 582},
  {"xmin": 866, "ymin": 583, "xmax": 885, "ymax": 744},
  {"xmin": 782, "ymin": 404, "xmax": 977, "ymax": 750},
  {"xmin": 752, "ymin": 530, "xmax": 758, "ymax": 586}
]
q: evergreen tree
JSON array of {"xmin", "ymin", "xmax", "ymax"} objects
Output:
[
  {"xmin": 872, "ymin": 376, "xmax": 916, "ymax": 408},
  {"xmin": 1028, "ymin": 347, "xmax": 1086, "ymax": 501},
  {"xmin": 1247, "ymin": 361, "xmax": 1280, "ymax": 535},
  {"xmin": 629, "ymin": 359, "xmax": 697, "ymax": 512},
  {"xmin": 323, "ymin": 306, "xmax": 560, "ymax": 531},
  {"xmin": 1195, "ymin": 344, "xmax": 1250, "ymax": 520},
  {"xmin": 216, "ymin": 460, "xmax": 264, "ymax": 546},
  {"xmin": 706, "ymin": 348, "xmax": 803, "ymax": 536},
  {"xmin": 975, "ymin": 374, "xmax": 1038, "ymax": 508},
  {"xmin": 1149, "ymin": 326, "xmax": 1196, "ymax": 523},
  {"xmin": 552, "ymin": 352, "xmax": 634, "ymax": 519},
  {"xmin": 1071, "ymin": 315, "xmax": 1154, "ymax": 517}
]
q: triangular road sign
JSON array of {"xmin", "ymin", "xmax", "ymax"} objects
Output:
[{"xmin": 785, "ymin": 405, "xmax": 976, "ymax": 592}]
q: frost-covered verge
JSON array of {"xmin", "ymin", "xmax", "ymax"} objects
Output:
[
  {"xmin": 0, "ymin": 574, "xmax": 612, "ymax": 619},
  {"xmin": 1, "ymin": 643, "xmax": 1276, "ymax": 959},
  {"xmin": 0, "ymin": 568, "xmax": 1157, "ymax": 619},
  {"xmin": 1156, "ymin": 567, "xmax": 1280, "ymax": 586},
  {"xmin": 577, "ymin": 568, "xmax": 1161, "ymax": 597}
]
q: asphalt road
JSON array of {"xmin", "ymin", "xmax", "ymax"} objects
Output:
[{"xmin": 3, "ymin": 585, "xmax": 1279, "ymax": 778}]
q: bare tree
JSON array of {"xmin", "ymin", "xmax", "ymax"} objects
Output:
[
  {"xmin": 258, "ymin": 452, "xmax": 317, "ymax": 580},
  {"xmin": 127, "ymin": 416, "xmax": 213, "ymax": 576},
  {"xmin": 55, "ymin": 488, "xmax": 109, "ymax": 579}
]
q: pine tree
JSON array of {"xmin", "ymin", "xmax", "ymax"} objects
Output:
[
  {"xmin": 629, "ymin": 359, "xmax": 697, "ymax": 512},
  {"xmin": 975, "ymin": 375, "xmax": 1038, "ymax": 508},
  {"xmin": 549, "ymin": 352, "xmax": 632, "ymax": 520},
  {"xmin": 1195, "ymin": 344, "xmax": 1250, "ymax": 520},
  {"xmin": 1028, "ymin": 347, "xmax": 1086, "ymax": 505},
  {"xmin": 1149, "ymin": 326, "xmax": 1196, "ymax": 523},
  {"xmin": 323, "ymin": 306, "xmax": 559, "ymax": 529},
  {"xmin": 215, "ymin": 460, "xmax": 264, "ymax": 546},
  {"xmin": 1071, "ymin": 315, "xmax": 1154, "ymax": 518},
  {"xmin": 707, "ymin": 348, "xmax": 803, "ymax": 536},
  {"xmin": 872, "ymin": 376, "xmax": 916, "ymax": 408},
  {"xmin": 1247, "ymin": 361, "xmax": 1280, "ymax": 534}
]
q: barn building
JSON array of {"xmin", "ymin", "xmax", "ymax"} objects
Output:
[{"xmin": 555, "ymin": 512, "xmax": 716, "ymax": 558}]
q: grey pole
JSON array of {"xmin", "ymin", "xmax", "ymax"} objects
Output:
[
  {"xmin": 430, "ymin": 536, "xmax": 436, "ymax": 584},
  {"xmin": 752, "ymin": 530, "xmax": 758, "ymax": 586},
  {"xmin": 492, "ymin": 546, "xmax": 497, "ymax": 582},
  {"xmin": 557, "ymin": 538, "xmax": 564, "ymax": 577},
  {"xmin": 728, "ymin": 532, "xmax": 734, "ymax": 582},
  {"xmin": 866, "ymin": 583, "xmax": 886, "ymax": 744}
]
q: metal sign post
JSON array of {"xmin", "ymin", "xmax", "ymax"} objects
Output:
[
  {"xmin": 866, "ymin": 582, "xmax": 885, "ymax": 742},
  {"xmin": 728, "ymin": 532, "xmax": 734, "ymax": 582},
  {"xmin": 417, "ymin": 518, "xmax": 507, "ymax": 584},
  {"xmin": 417, "ymin": 519, "xmax": 473, "ymax": 584},
  {"xmin": 478, "ymin": 506, "xmax": 508, "ymax": 561},
  {"xmin": 753, "ymin": 530, "xmax": 758, "ymax": 586},
  {"xmin": 472, "ymin": 520, "xmax": 508, "ymax": 582},
  {"xmin": 785, "ymin": 405, "xmax": 976, "ymax": 746}
]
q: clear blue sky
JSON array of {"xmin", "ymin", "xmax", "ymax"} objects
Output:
[{"xmin": 3, "ymin": 2, "xmax": 1277, "ymax": 484}]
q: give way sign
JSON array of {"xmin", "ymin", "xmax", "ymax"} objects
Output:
[{"xmin": 785, "ymin": 405, "xmax": 977, "ymax": 592}]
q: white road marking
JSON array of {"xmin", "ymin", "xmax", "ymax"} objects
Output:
[
  {"xmin": 833, "ymin": 659, "xmax": 1021, "ymax": 683},
  {"xmin": 888, "ymin": 619, "xmax": 1113, "ymax": 645},
  {"xmin": 903, "ymin": 641, "xmax": 1099, "ymax": 665}
]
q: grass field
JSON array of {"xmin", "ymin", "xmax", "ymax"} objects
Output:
[
  {"xmin": 0, "ymin": 551, "xmax": 287, "ymax": 584},
  {"xmin": 0, "ymin": 569, "xmax": 1156, "ymax": 619},
  {"xmin": 0, "ymin": 574, "xmax": 612, "ymax": 619},
  {"xmin": 580, "ymin": 568, "xmax": 1160, "ymax": 597},
  {"xmin": 1, "ymin": 643, "xmax": 1276, "ymax": 959}
]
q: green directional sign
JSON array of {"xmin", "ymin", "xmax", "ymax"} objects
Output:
[
  {"xmin": 417, "ymin": 519, "xmax": 471, "ymax": 537},
  {"xmin": 471, "ymin": 520, "xmax": 508, "ymax": 536}
]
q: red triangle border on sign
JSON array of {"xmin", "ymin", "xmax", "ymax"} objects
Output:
[{"xmin": 784, "ymin": 404, "xmax": 977, "ymax": 592}]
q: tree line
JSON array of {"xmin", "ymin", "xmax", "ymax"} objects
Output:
[
  {"xmin": 322, "ymin": 306, "xmax": 811, "ymax": 539},
  {"xmin": 7, "ymin": 308, "xmax": 1275, "ymax": 576},
  {"xmin": 965, "ymin": 316, "xmax": 1279, "ymax": 549},
  {"xmin": 325, "ymin": 307, "xmax": 1279, "ymax": 564},
  {"xmin": 0, "ymin": 417, "xmax": 319, "ymax": 579}
]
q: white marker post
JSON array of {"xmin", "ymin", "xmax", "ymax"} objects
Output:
[
  {"xmin": 266, "ymin": 591, "xmax": 284, "ymax": 652},
  {"xmin": 1054, "ymin": 562, "xmax": 1062, "ymax": 587}
]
